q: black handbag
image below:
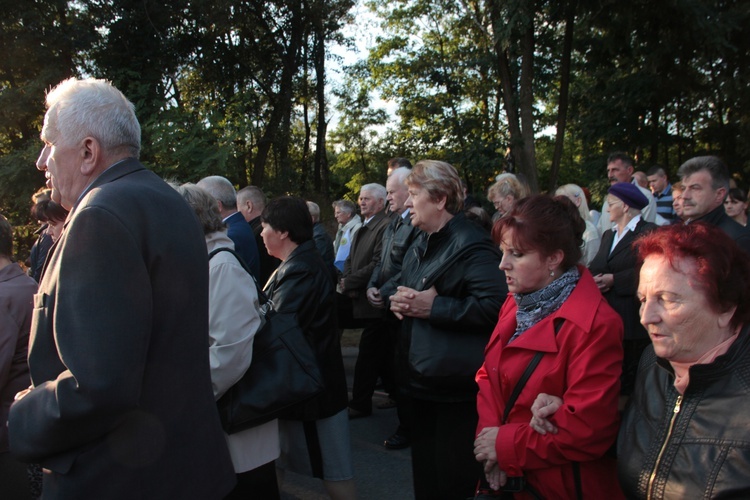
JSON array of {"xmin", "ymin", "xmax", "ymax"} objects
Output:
[{"xmin": 209, "ymin": 247, "xmax": 325, "ymax": 434}]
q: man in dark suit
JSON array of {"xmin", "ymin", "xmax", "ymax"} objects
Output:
[
  {"xmin": 8, "ymin": 78, "xmax": 235, "ymax": 499},
  {"xmin": 198, "ymin": 175, "xmax": 261, "ymax": 278},
  {"xmin": 238, "ymin": 185, "xmax": 279, "ymax": 285},
  {"xmin": 340, "ymin": 183, "xmax": 391, "ymax": 418},
  {"xmin": 677, "ymin": 156, "xmax": 750, "ymax": 254},
  {"xmin": 306, "ymin": 201, "xmax": 335, "ymax": 268},
  {"xmin": 366, "ymin": 167, "xmax": 422, "ymax": 449}
]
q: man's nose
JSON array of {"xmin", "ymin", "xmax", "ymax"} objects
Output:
[{"xmin": 36, "ymin": 145, "xmax": 50, "ymax": 171}]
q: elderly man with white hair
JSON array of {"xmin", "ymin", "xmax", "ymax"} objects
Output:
[
  {"xmin": 339, "ymin": 183, "xmax": 390, "ymax": 419},
  {"xmin": 9, "ymin": 78, "xmax": 235, "ymax": 498}
]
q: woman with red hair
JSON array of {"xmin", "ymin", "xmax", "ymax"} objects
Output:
[
  {"xmin": 618, "ymin": 222, "xmax": 750, "ymax": 498},
  {"xmin": 474, "ymin": 195, "xmax": 624, "ymax": 498}
]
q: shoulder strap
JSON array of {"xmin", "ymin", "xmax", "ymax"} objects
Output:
[
  {"xmin": 501, "ymin": 318, "xmax": 564, "ymax": 425},
  {"xmin": 208, "ymin": 247, "xmax": 269, "ymax": 305}
]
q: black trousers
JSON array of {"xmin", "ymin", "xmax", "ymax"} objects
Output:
[
  {"xmin": 349, "ymin": 318, "xmax": 392, "ymax": 412},
  {"xmin": 410, "ymin": 398, "xmax": 482, "ymax": 500},
  {"xmin": 0, "ymin": 452, "xmax": 31, "ymax": 500},
  {"xmin": 224, "ymin": 460, "xmax": 279, "ymax": 500}
]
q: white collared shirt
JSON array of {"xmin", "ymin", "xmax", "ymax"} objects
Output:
[{"xmin": 610, "ymin": 214, "xmax": 642, "ymax": 254}]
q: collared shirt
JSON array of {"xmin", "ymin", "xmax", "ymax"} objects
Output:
[{"xmin": 610, "ymin": 214, "xmax": 642, "ymax": 254}]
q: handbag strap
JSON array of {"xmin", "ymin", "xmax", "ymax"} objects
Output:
[
  {"xmin": 501, "ymin": 318, "xmax": 564, "ymax": 425},
  {"xmin": 208, "ymin": 247, "xmax": 270, "ymax": 306}
]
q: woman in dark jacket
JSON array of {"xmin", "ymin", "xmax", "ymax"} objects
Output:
[
  {"xmin": 389, "ymin": 160, "xmax": 506, "ymax": 500},
  {"xmin": 261, "ymin": 197, "xmax": 354, "ymax": 499},
  {"xmin": 589, "ymin": 182, "xmax": 656, "ymax": 397},
  {"xmin": 619, "ymin": 223, "xmax": 750, "ymax": 498}
]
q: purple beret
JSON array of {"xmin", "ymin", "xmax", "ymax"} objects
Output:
[{"xmin": 608, "ymin": 182, "xmax": 649, "ymax": 210}]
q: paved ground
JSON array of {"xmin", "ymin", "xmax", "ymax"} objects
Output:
[{"xmin": 281, "ymin": 346, "xmax": 415, "ymax": 499}]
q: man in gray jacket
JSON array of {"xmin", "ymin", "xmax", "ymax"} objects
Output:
[
  {"xmin": 366, "ymin": 167, "xmax": 422, "ymax": 448},
  {"xmin": 9, "ymin": 78, "xmax": 235, "ymax": 499}
]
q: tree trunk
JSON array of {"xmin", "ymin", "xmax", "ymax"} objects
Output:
[
  {"xmin": 490, "ymin": 0, "xmax": 537, "ymax": 192},
  {"xmin": 519, "ymin": 22, "xmax": 538, "ymax": 193},
  {"xmin": 314, "ymin": 25, "xmax": 329, "ymax": 194},
  {"xmin": 252, "ymin": 0, "xmax": 304, "ymax": 187},
  {"xmin": 549, "ymin": 0, "xmax": 576, "ymax": 192}
]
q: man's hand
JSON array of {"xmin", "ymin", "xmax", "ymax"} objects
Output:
[{"xmin": 366, "ymin": 287, "xmax": 384, "ymax": 308}]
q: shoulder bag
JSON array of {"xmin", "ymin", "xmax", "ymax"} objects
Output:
[
  {"xmin": 474, "ymin": 319, "xmax": 582, "ymax": 500},
  {"xmin": 209, "ymin": 247, "xmax": 325, "ymax": 434}
]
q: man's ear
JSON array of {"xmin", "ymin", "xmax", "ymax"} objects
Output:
[
  {"xmin": 79, "ymin": 137, "xmax": 100, "ymax": 176},
  {"xmin": 716, "ymin": 186, "xmax": 728, "ymax": 206}
]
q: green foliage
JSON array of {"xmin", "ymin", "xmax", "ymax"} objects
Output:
[{"xmin": 2, "ymin": 0, "xmax": 750, "ymax": 244}]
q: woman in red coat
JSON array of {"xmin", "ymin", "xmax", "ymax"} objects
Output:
[{"xmin": 474, "ymin": 195, "xmax": 625, "ymax": 498}]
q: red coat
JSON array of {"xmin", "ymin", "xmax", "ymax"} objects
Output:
[{"xmin": 476, "ymin": 266, "xmax": 625, "ymax": 499}]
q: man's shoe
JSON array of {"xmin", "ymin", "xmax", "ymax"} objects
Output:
[
  {"xmin": 383, "ymin": 432, "xmax": 410, "ymax": 449},
  {"xmin": 376, "ymin": 398, "xmax": 398, "ymax": 410},
  {"xmin": 347, "ymin": 407, "xmax": 371, "ymax": 419}
]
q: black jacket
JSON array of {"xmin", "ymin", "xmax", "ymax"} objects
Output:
[
  {"xmin": 618, "ymin": 328, "xmax": 750, "ymax": 499},
  {"xmin": 264, "ymin": 240, "xmax": 348, "ymax": 419},
  {"xmin": 589, "ymin": 218, "xmax": 657, "ymax": 340},
  {"xmin": 395, "ymin": 212, "xmax": 506, "ymax": 402},
  {"xmin": 367, "ymin": 211, "xmax": 422, "ymax": 300},
  {"xmin": 692, "ymin": 204, "xmax": 750, "ymax": 255}
]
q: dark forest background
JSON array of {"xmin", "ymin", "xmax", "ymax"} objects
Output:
[{"xmin": 2, "ymin": 0, "xmax": 749, "ymax": 260}]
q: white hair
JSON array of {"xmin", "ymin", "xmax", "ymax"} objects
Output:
[{"xmin": 43, "ymin": 78, "xmax": 141, "ymax": 158}]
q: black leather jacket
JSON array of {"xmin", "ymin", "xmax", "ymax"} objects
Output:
[
  {"xmin": 692, "ymin": 205, "xmax": 750, "ymax": 255},
  {"xmin": 395, "ymin": 212, "xmax": 506, "ymax": 402},
  {"xmin": 264, "ymin": 240, "xmax": 348, "ymax": 419},
  {"xmin": 618, "ymin": 328, "xmax": 750, "ymax": 499},
  {"xmin": 368, "ymin": 211, "xmax": 422, "ymax": 300}
]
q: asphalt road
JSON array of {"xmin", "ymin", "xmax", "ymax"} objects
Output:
[{"xmin": 281, "ymin": 346, "xmax": 415, "ymax": 500}]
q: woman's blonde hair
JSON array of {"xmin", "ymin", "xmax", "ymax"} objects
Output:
[
  {"xmin": 406, "ymin": 160, "xmax": 464, "ymax": 214},
  {"xmin": 556, "ymin": 184, "xmax": 592, "ymax": 222},
  {"xmin": 487, "ymin": 173, "xmax": 527, "ymax": 201}
]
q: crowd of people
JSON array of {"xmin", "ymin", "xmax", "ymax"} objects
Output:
[{"xmin": 2, "ymin": 77, "xmax": 750, "ymax": 500}]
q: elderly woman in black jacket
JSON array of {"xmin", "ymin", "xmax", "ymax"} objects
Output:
[
  {"xmin": 619, "ymin": 223, "xmax": 750, "ymax": 498},
  {"xmin": 261, "ymin": 197, "xmax": 354, "ymax": 500},
  {"xmin": 589, "ymin": 182, "xmax": 657, "ymax": 397},
  {"xmin": 389, "ymin": 160, "xmax": 506, "ymax": 500}
]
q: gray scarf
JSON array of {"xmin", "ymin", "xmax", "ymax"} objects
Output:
[{"xmin": 510, "ymin": 266, "xmax": 580, "ymax": 344}]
